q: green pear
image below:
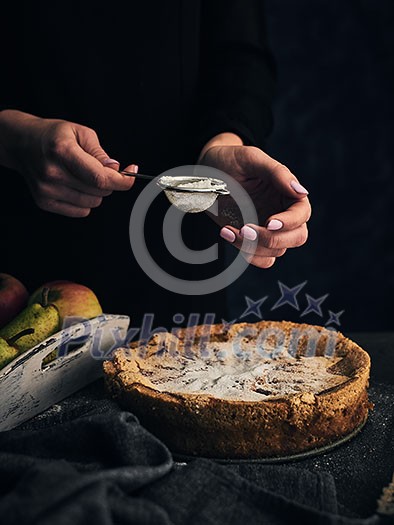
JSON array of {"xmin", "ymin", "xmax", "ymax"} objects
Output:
[
  {"xmin": 0, "ymin": 337, "xmax": 18, "ymax": 369},
  {"xmin": 0, "ymin": 288, "xmax": 60, "ymax": 353},
  {"xmin": 0, "ymin": 328, "xmax": 35, "ymax": 370}
]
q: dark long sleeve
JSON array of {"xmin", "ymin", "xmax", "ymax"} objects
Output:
[
  {"xmin": 193, "ymin": 0, "xmax": 276, "ymax": 154},
  {"xmin": 0, "ymin": 0, "xmax": 275, "ymax": 327}
]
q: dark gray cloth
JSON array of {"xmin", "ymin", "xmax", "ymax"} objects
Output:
[
  {"xmin": 140, "ymin": 460, "xmax": 382, "ymax": 525},
  {"xmin": 0, "ymin": 399, "xmax": 173, "ymax": 525},
  {"xmin": 0, "ymin": 382, "xmax": 390, "ymax": 525}
]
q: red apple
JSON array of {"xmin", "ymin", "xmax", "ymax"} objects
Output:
[
  {"xmin": 0, "ymin": 273, "xmax": 29, "ymax": 329},
  {"xmin": 29, "ymin": 280, "xmax": 103, "ymax": 326}
]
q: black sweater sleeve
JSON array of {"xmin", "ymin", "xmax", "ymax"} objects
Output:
[{"xmin": 194, "ymin": 0, "xmax": 276, "ymax": 153}]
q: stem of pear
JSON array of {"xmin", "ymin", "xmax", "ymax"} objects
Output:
[
  {"xmin": 7, "ymin": 328, "xmax": 35, "ymax": 346},
  {"xmin": 41, "ymin": 287, "xmax": 50, "ymax": 307}
]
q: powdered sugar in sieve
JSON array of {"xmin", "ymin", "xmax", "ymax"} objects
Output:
[{"xmin": 157, "ymin": 175, "xmax": 230, "ymax": 213}]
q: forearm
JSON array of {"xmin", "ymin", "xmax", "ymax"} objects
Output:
[{"xmin": 0, "ymin": 109, "xmax": 41, "ymax": 170}]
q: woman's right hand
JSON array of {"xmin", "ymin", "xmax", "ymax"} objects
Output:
[{"xmin": 0, "ymin": 110, "xmax": 137, "ymax": 217}]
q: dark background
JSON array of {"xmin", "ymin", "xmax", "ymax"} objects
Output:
[
  {"xmin": 227, "ymin": 0, "xmax": 394, "ymax": 331},
  {"xmin": 1, "ymin": 0, "xmax": 393, "ymax": 333}
]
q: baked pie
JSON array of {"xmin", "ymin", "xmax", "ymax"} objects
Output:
[{"xmin": 103, "ymin": 321, "xmax": 371, "ymax": 459}]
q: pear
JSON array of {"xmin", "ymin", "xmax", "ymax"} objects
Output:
[
  {"xmin": 29, "ymin": 281, "xmax": 102, "ymax": 323},
  {"xmin": 0, "ymin": 337, "xmax": 18, "ymax": 369},
  {"xmin": 0, "ymin": 273, "xmax": 29, "ymax": 329},
  {"xmin": 0, "ymin": 328, "xmax": 35, "ymax": 370},
  {"xmin": 0, "ymin": 288, "xmax": 60, "ymax": 353}
]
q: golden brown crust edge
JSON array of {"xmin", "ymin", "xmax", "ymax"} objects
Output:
[{"xmin": 103, "ymin": 320, "xmax": 372, "ymax": 459}]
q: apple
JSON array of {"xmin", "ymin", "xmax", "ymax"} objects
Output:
[
  {"xmin": 28, "ymin": 280, "xmax": 102, "ymax": 326},
  {"xmin": 0, "ymin": 273, "xmax": 29, "ymax": 329}
]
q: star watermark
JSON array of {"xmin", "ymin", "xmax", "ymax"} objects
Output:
[
  {"xmin": 301, "ymin": 293, "xmax": 329, "ymax": 317},
  {"xmin": 221, "ymin": 318, "xmax": 237, "ymax": 331},
  {"xmin": 85, "ymin": 280, "xmax": 346, "ymax": 362},
  {"xmin": 325, "ymin": 310, "xmax": 344, "ymax": 326},
  {"xmin": 239, "ymin": 296, "xmax": 268, "ymax": 320},
  {"xmin": 271, "ymin": 281, "xmax": 307, "ymax": 311}
]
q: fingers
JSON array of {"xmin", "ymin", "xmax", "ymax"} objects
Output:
[
  {"xmin": 221, "ymin": 223, "xmax": 308, "ymax": 251},
  {"xmin": 220, "ymin": 222, "xmax": 308, "ymax": 269},
  {"xmin": 50, "ymin": 129, "xmax": 131, "ymax": 192},
  {"xmin": 241, "ymin": 252, "xmax": 277, "ymax": 269},
  {"xmin": 220, "ymin": 225, "xmax": 284, "ymax": 269},
  {"xmin": 44, "ymin": 123, "xmax": 137, "ymax": 193},
  {"xmin": 34, "ymin": 197, "xmax": 91, "ymax": 218},
  {"xmin": 32, "ymin": 182, "xmax": 104, "ymax": 217},
  {"xmin": 243, "ymin": 224, "xmax": 308, "ymax": 250},
  {"xmin": 65, "ymin": 162, "xmax": 138, "ymax": 195},
  {"xmin": 40, "ymin": 183, "xmax": 103, "ymax": 209},
  {"xmin": 102, "ymin": 158, "xmax": 121, "ymax": 170},
  {"xmin": 61, "ymin": 142, "xmax": 134, "ymax": 192},
  {"xmin": 67, "ymin": 177, "xmax": 113, "ymax": 198},
  {"xmin": 33, "ymin": 158, "xmax": 139, "ymax": 217},
  {"xmin": 43, "ymin": 167, "xmax": 113, "ymax": 197},
  {"xmin": 35, "ymin": 156, "xmax": 139, "ymax": 218},
  {"xmin": 265, "ymin": 198, "xmax": 312, "ymax": 232}
]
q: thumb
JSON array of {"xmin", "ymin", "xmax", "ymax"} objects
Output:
[
  {"xmin": 122, "ymin": 164, "xmax": 139, "ymax": 174},
  {"xmin": 75, "ymin": 125, "xmax": 120, "ymax": 171},
  {"xmin": 268, "ymin": 161, "xmax": 309, "ymax": 199},
  {"xmin": 249, "ymin": 148, "xmax": 309, "ymax": 199},
  {"xmin": 63, "ymin": 124, "xmax": 134, "ymax": 191}
]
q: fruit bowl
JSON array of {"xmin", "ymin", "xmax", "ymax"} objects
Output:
[{"xmin": 0, "ymin": 313, "xmax": 130, "ymax": 431}]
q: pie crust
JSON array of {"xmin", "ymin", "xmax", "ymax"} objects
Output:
[{"xmin": 103, "ymin": 321, "xmax": 372, "ymax": 459}]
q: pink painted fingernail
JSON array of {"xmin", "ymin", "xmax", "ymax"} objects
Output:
[
  {"xmin": 267, "ymin": 219, "xmax": 283, "ymax": 231},
  {"xmin": 220, "ymin": 227, "xmax": 236, "ymax": 243},
  {"xmin": 291, "ymin": 181, "xmax": 309, "ymax": 195},
  {"xmin": 240, "ymin": 225, "xmax": 258, "ymax": 241},
  {"xmin": 122, "ymin": 165, "xmax": 139, "ymax": 176},
  {"xmin": 103, "ymin": 158, "xmax": 120, "ymax": 166}
]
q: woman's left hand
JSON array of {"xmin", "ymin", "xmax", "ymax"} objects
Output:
[{"xmin": 199, "ymin": 134, "xmax": 311, "ymax": 269}]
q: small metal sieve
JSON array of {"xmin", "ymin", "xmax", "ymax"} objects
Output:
[{"xmin": 121, "ymin": 171, "xmax": 230, "ymax": 213}]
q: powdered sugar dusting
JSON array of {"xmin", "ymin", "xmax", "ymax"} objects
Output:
[{"xmin": 134, "ymin": 340, "xmax": 348, "ymax": 401}]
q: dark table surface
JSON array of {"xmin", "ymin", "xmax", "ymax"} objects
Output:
[
  {"xmin": 265, "ymin": 329, "xmax": 394, "ymax": 518},
  {"xmin": 23, "ymin": 331, "xmax": 394, "ymax": 520}
]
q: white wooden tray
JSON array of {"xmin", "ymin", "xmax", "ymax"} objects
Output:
[{"xmin": 0, "ymin": 313, "xmax": 130, "ymax": 431}]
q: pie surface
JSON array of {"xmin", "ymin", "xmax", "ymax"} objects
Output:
[{"xmin": 103, "ymin": 321, "xmax": 372, "ymax": 459}]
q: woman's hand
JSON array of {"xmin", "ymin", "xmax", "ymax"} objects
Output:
[
  {"xmin": 199, "ymin": 133, "xmax": 311, "ymax": 269},
  {"xmin": 0, "ymin": 110, "xmax": 136, "ymax": 217}
]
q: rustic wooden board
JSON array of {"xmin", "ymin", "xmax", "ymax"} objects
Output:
[{"xmin": 0, "ymin": 314, "xmax": 130, "ymax": 431}]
